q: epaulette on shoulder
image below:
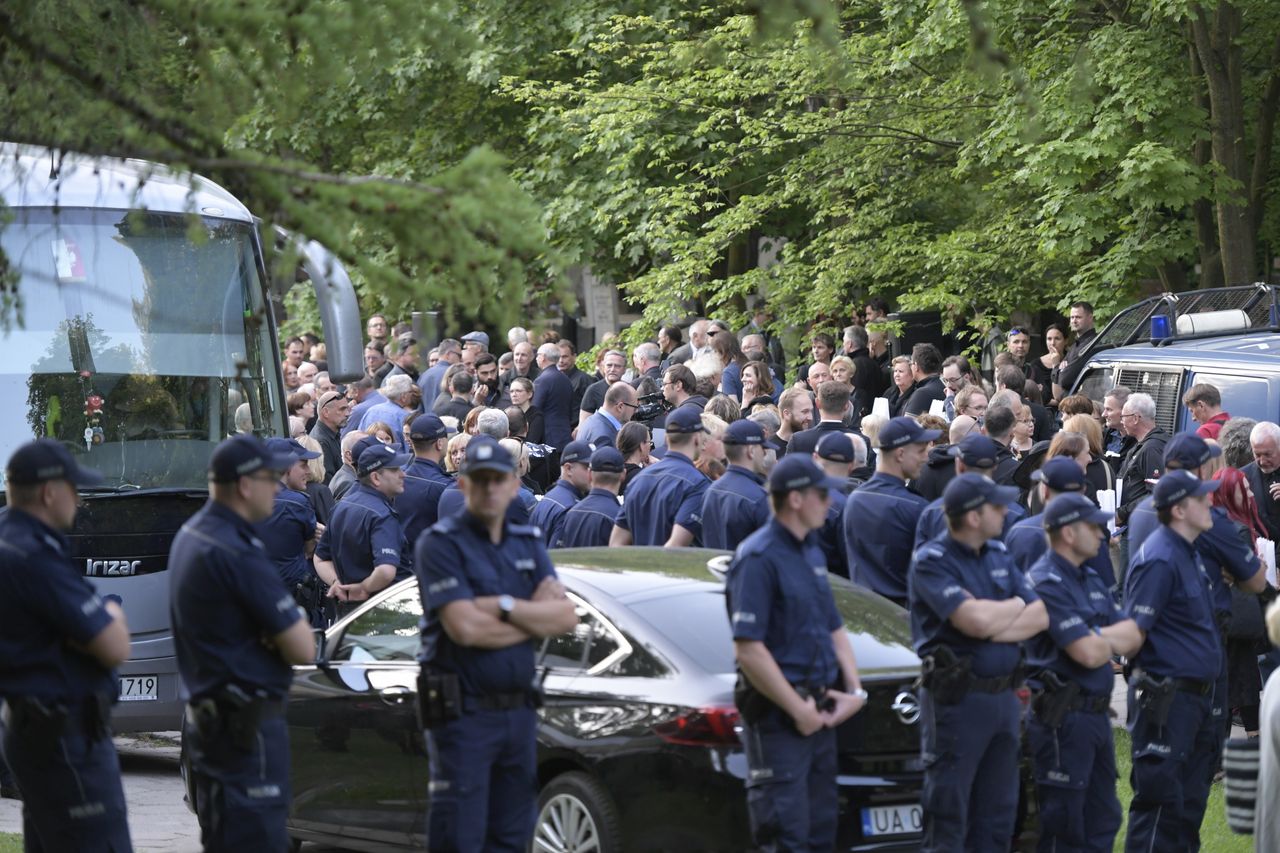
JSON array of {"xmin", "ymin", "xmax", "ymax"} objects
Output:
[
  {"xmin": 986, "ymin": 539, "xmax": 1008, "ymax": 553},
  {"xmin": 508, "ymin": 523, "xmax": 541, "ymax": 538},
  {"xmin": 913, "ymin": 542, "xmax": 945, "ymax": 563}
]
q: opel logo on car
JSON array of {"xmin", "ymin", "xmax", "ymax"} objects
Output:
[{"xmin": 892, "ymin": 691, "xmax": 920, "ymax": 725}]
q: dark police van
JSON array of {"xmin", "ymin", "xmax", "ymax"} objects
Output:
[{"xmin": 1069, "ymin": 285, "xmax": 1280, "ymax": 433}]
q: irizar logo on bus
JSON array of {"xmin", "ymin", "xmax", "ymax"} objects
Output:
[{"xmin": 85, "ymin": 559, "xmax": 142, "ymax": 577}]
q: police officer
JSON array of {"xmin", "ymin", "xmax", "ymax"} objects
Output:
[
  {"xmin": 909, "ymin": 473, "xmax": 1048, "ymax": 852},
  {"xmin": 555, "ymin": 447, "xmax": 626, "ymax": 548},
  {"xmin": 1122, "ymin": 469, "xmax": 1226, "ymax": 850},
  {"xmin": 397, "ymin": 414, "xmax": 454, "ymax": 550},
  {"xmin": 415, "ymin": 435, "xmax": 579, "ymax": 852},
  {"xmin": 0, "ymin": 440, "xmax": 132, "ymax": 850},
  {"xmin": 314, "ymin": 442, "xmax": 412, "ymax": 614},
  {"xmin": 726, "ymin": 454, "xmax": 867, "ymax": 850},
  {"xmin": 170, "ymin": 434, "xmax": 314, "ymax": 852},
  {"xmin": 812, "ymin": 431, "xmax": 856, "ymax": 577},
  {"xmin": 256, "ymin": 437, "xmax": 325, "ymax": 626},
  {"xmin": 913, "ymin": 433, "xmax": 1025, "ymax": 549},
  {"xmin": 610, "ymin": 406, "xmax": 710, "ymax": 547},
  {"xmin": 844, "ymin": 416, "xmax": 939, "ymax": 606},
  {"xmin": 1024, "ymin": 494, "xmax": 1142, "ymax": 852},
  {"xmin": 529, "ymin": 439, "xmax": 592, "ymax": 546},
  {"xmin": 701, "ymin": 419, "xmax": 771, "ymax": 551},
  {"xmin": 1006, "ymin": 456, "xmax": 1116, "ymax": 587}
]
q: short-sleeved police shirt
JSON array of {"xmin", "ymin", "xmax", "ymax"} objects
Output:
[
  {"xmin": 1129, "ymin": 498, "xmax": 1260, "ymax": 613},
  {"xmin": 843, "ymin": 472, "xmax": 928, "ymax": 600},
  {"xmin": 700, "ymin": 465, "xmax": 770, "ymax": 551},
  {"xmin": 397, "ymin": 457, "xmax": 452, "ymax": 552},
  {"xmin": 1006, "ymin": 511, "xmax": 1115, "ymax": 588},
  {"xmin": 255, "ymin": 487, "xmax": 317, "ymax": 586},
  {"xmin": 908, "ymin": 535, "xmax": 1038, "ymax": 677},
  {"xmin": 415, "ymin": 512, "xmax": 557, "ymax": 696},
  {"xmin": 817, "ymin": 477, "xmax": 849, "ymax": 578},
  {"xmin": 1124, "ymin": 525, "xmax": 1222, "ymax": 681},
  {"xmin": 170, "ymin": 501, "xmax": 304, "ymax": 699},
  {"xmin": 530, "ymin": 479, "xmax": 581, "ymax": 547},
  {"xmin": 316, "ymin": 483, "xmax": 411, "ymax": 584},
  {"xmin": 914, "ymin": 496, "xmax": 1025, "ymax": 552},
  {"xmin": 615, "ymin": 450, "xmax": 710, "ymax": 546},
  {"xmin": 555, "ymin": 488, "xmax": 622, "ymax": 548},
  {"xmin": 0, "ymin": 508, "xmax": 114, "ymax": 701},
  {"xmin": 726, "ymin": 519, "xmax": 843, "ymax": 688},
  {"xmin": 1025, "ymin": 550, "xmax": 1123, "ymax": 696}
]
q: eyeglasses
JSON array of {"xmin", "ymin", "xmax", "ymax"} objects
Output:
[
  {"xmin": 620, "ymin": 401, "xmax": 638, "ymax": 409},
  {"xmin": 1120, "ymin": 412, "xmax": 1141, "ymax": 421}
]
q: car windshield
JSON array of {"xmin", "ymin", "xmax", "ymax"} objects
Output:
[
  {"xmin": 0, "ymin": 208, "xmax": 280, "ymax": 490},
  {"xmin": 627, "ymin": 591, "xmax": 736, "ymax": 674}
]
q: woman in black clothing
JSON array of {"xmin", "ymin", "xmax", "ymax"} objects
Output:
[
  {"xmin": 296, "ymin": 435, "xmax": 335, "ymax": 526},
  {"xmin": 885, "ymin": 356, "xmax": 914, "ymax": 418},
  {"xmin": 509, "ymin": 376, "xmax": 545, "ymax": 444},
  {"xmin": 616, "ymin": 421, "xmax": 654, "ymax": 495}
]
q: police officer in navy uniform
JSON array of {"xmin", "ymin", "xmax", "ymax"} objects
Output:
[
  {"xmin": 255, "ymin": 437, "xmax": 325, "ymax": 625},
  {"xmin": 812, "ymin": 432, "xmax": 857, "ymax": 577},
  {"xmin": 529, "ymin": 440, "xmax": 592, "ymax": 546},
  {"xmin": 909, "ymin": 473, "xmax": 1048, "ymax": 852},
  {"xmin": 314, "ymin": 442, "xmax": 412, "ymax": 614},
  {"xmin": 1122, "ymin": 469, "xmax": 1226, "ymax": 851},
  {"xmin": 415, "ymin": 435, "xmax": 578, "ymax": 852},
  {"xmin": 397, "ymin": 414, "xmax": 454, "ymax": 551},
  {"xmin": 701, "ymin": 419, "xmax": 771, "ymax": 551},
  {"xmin": 610, "ymin": 406, "xmax": 710, "ymax": 547},
  {"xmin": 913, "ymin": 433, "xmax": 1026, "ymax": 549},
  {"xmin": 1006, "ymin": 456, "xmax": 1116, "ymax": 587},
  {"xmin": 0, "ymin": 440, "xmax": 133, "ymax": 850},
  {"xmin": 1024, "ymin": 494, "xmax": 1142, "ymax": 852},
  {"xmin": 726, "ymin": 455, "xmax": 867, "ymax": 850},
  {"xmin": 555, "ymin": 447, "xmax": 625, "ymax": 548},
  {"xmin": 170, "ymin": 434, "xmax": 315, "ymax": 852},
  {"xmin": 843, "ymin": 416, "xmax": 939, "ymax": 606}
]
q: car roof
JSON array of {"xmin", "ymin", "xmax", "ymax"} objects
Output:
[
  {"xmin": 0, "ymin": 143, "xmax": 252, "ymax": 221},
  {"xmin": 552, "ymin": 547, "xmax": 729, "ymax": 603},
  {"xmin": 1089, "ymin": 330, "xmax": 1280, "ymax": 368}
]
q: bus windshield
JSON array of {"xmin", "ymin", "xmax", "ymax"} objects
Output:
[{"xmin": 0, "ymin": 208, "xmax": 281, "ymax": 491}]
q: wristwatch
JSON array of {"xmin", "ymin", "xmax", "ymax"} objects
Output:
[{"xmin": 497, "ymin": 594, "xmax": 516, "ymax": 623}]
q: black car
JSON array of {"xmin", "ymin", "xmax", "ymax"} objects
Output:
[{"xmin": 196, "ymin": 547, "xmax": 925, "ymax": 851}]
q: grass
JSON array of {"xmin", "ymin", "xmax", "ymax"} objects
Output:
[
  {"xmin": 0, "ymin": 833, "xmax": 19, "ymax": 852},
  {"xmin": 1111, "ymin": 729, "xmax": 1250, "ymax": 852}
]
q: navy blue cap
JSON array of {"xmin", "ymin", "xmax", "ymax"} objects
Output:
[
  {"xmin": 943, "ymin": 472, "xmax": 1020, "ymax": 517},
  {"xmin": 265, "ymin": 437, "xmax": 320, "ymax": 461},
  {"xmin": 1164, "ymin": 433, "xmax": 1222, "ymax": 470},
  {"xmin": 561, "ymin": 440, "xmax": 594, "ymax": 465},
  {"xmin": 665, "ymin": 407, "xmax": 706, "ymax": 435},
  {"xmin": 723, "ymin": 419, "xmax": 765, "ymax": 446},
  {"xmin": 948, "ymin": 434, "xmax": 1000, "ymax": 468},
  {"xmin": 209, "ymin": 435, "xmax": 297, "ymax": 483},
  {"xmin": 462, "ymin": 435, "xmax": 516, "ymax": 475},
  {"xmin": 409, "ymin": 413, "xmax": 448, "ymax": 442},
  {"xmin": 589, "ymin": 446, "xmax": 626, "ymax": 473},
  {"xmin": 351, "ymin": 435, "xmax": 382, "ymax": 465},
  {"xmin": 357, "ymin": 443, "xmax": 412, "ymax": 477},
  {"xmin": 1043, "ymin": 493, "xmax": 1113, "ymax": 531},
  {"xmin": 1152, "ymin": 469, "xmax": 1220, "ymax": 510},
  {"xmin": 1031, "ymin": 457, "xmax": 1087, "ymax": 493},
  {"xmin": 816, "ymin": 432, "xmax": 855, "ymax": 463},
  {"xmin": 878, "ymin": 416, "xmax": 942, "ymax": 450},
  {"xmin": 6, "ymin": 438, "xmax": 103, "ymax": 486},
  {"xmin": 768, "ymin": 455, "xmax": 827, "ymax": 493}
]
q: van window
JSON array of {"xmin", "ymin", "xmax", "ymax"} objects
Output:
[
  {"xmin": 1115, "ymin": 368, "xmax": 1183, "ymax": 435},
  {"xmin": 1074, "ymin": 368, "xmax": 1115, "ymax": 405},
  {"xmin": 1188, "ymin": 373, "xmax": 1273, "ymax": 425}
]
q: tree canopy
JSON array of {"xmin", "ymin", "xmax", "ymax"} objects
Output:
[{"xmin": 1, "ymin": 0, "xmax": 1277, "ymax": 345}]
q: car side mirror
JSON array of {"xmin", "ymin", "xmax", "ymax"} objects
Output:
[{"xmin": 313, "ymin": 627, "xmax": 329, "ymax": 666}]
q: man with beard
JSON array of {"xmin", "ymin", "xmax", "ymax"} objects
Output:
[{"xmin": 775, "ymin": 387, "xmax": 814, "ymax": 457}]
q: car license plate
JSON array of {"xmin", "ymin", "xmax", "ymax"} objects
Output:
[
  {"xmin": 118, "ymin": 675, "xmax": 158, "ymax": 702},
  {"xmin": 861, "ymin": 803, "xmax": 922, "ymax": 837}
]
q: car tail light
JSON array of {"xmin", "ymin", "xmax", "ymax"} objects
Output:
[{"xmin": 653, "ymin": 706, "xmax": 741, "ymax": 747}]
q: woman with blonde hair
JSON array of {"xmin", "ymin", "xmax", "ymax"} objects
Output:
[
  {"xmin": 295, "ymin": 434, "xmax": 335, "ymax": 526},
  {"xmin": 445, "ymin": 432, "xmax": 471, "ymax": 474},
  {"xmin": 859, "ymin": 414, "xmax": 886, "ymax": 452},
  {"xmin": 1062, "ymin": 413, "xmax": 1114, "ymax": 503}
]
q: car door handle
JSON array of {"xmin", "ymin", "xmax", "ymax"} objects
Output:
[{"xmin": 379, "ymin": 686, "xmax": 412, "ymax": 706}]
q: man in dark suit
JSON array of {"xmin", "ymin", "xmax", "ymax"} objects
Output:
[
  {"xmin": 785, "ymin": 381, "xmax": 871, "ymax": 465},
  {"xmin": 533, "ymin": 342, "xmax": 575, "ymax": 450},
  {"xmin": 1244, "ymin": 420, "xmax": 1280, "ymax": 541},
  {"xmin": 903, "ymin": 343, "xmax": 946, "ymax": 417}
]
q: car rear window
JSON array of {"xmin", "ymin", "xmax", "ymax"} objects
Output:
[{"xmin": 627, "ymin": 591, "xmax": 735, "ymax": 674}]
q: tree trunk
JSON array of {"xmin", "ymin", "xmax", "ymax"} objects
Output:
[
  {"xmin": 1190, "ymin": 2, "xmax": 1257, "ymax": 285},
  {"xmin": 1188, "ymin": 29, "xmax": 1224, "ymax": 289},
  {"xmin": 1250, "ymin": 33, "xmax": 1280, "ymax": 237}
]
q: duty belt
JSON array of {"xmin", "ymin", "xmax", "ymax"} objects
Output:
[
  {"xmin": 1131, "ymin": 669, "xmax": 1212, "ymax": 697},
  {"xmin": 967, "ymin": 673, "xmax": 1020, "ymax": 694}
]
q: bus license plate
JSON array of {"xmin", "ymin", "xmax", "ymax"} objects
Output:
[
  {"xmin": 118, "ymin": 675, "xmax": 158, "ymax": 702},
  {"xmin": 861, "ymin": 803, "xmax": 922, "ymax": 837}
]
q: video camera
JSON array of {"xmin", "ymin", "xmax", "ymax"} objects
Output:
[{"xmin": 633, "ymin": 391, "xmax": 672, "ymax": 425}]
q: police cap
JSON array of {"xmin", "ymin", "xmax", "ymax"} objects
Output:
[
  {"xmin": 1152, "ymin": 469, "xmax": 1220, "ymax": 510},
  {"xmin": 947, "ymin": 434, "xmax": 1000, "ymax": 469},
  {"xmin": 6, "ymin": 438, "xmax": 104, "ymax": 487},
  {"xmin": 1030, "ymin": 456, "xmax": 1087, "ymax": 493},
  {"xmin": 589, "ymin": 446, "xmax": 626, "ymax": 473},
  {"xmin": 1163, "ymin": 433, "xmax": 1222, "ymax": 471},
  {"xmin": 723, "ymin": 419, "xmax": 765, "ymax": 446},
  {"xmin": 768, "ymin": 455, "xmax": 826, "ymax": 494},
  {"xmin": 943, "ymin": 472, "xmax": 1020, "ymax": 517},
  {"xmin": 1043, "ymin": 493, "xmax": 1113, "ymax": 531},
  {"xmin": 209, "ymin": 434, "xmax": 297, "ymax": 483},
  {"xmin": 878, "ymin": 416, "xmax": 942, "ymax": 450}
]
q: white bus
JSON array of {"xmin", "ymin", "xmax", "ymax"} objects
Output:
[{"xmin": 0, "ymin": 144, "xmax": 364, "ymax": 730}]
